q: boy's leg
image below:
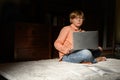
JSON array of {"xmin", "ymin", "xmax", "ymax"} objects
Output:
[
  {"xmin": 91, "ymin": 49, "xmax": 106, "ymax": 62},
  {"xmin": 91, "ymin": 49, "xmax": 102, "ymax": 58},
  {"xmin": 62, "ymin": 49, "xmax": 94, "ymax": 63}
]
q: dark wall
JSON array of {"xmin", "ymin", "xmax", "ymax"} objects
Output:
[{"xmin": 0, "ymin": 0, "xmax": 116, "ymax": 62}]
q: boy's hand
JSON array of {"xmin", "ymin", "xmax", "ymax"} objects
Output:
[
  {"xmin": 98, "ymin": 46, "xmax": 103, "ymax": 52},
  {"xmin": 79, "ymin": 29, "xmax": 85, "ymax": 32}
]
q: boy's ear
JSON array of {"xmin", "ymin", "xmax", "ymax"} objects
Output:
[{"xmin": 70, "ymin": 19, "xmax": 72, "ymax": 23}]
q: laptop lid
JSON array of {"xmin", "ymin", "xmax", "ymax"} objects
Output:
[{"xmin": 73, "ymin": 31, "xmax": 98, "ymax": 50}]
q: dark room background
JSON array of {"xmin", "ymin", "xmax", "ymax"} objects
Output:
[{"xmin": 0, "ymin": 0, "xmax": 117, "ymax": 62}]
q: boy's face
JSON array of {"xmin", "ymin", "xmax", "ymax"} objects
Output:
[{"xmin": 71, "ymin": 16, "xmax": 84, "ymax": 28}]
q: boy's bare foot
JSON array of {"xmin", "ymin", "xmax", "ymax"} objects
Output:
[
  {"xmin": 95, "ymin": 57, "xmax": 107, "ymax": 62},
  {"xmin": 81, "ymin": 62, "xmax": 92, "ymax": 64}
]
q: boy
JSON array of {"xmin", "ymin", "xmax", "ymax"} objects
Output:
[{"xmin": 54, "ymin": 10, "xmax": 106, "ymax": 64}]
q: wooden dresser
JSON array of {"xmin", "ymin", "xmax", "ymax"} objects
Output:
[{"xmin": 14, "ymin": 22, "xmax": 51, "ymax": 61}]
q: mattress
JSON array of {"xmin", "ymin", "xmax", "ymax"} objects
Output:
[{"xmin": 0, "ymin": 58, "xmax": 120, "ymax": 80}]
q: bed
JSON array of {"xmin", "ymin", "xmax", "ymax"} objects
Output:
[{"xmin": 0, "ymin": 58, "xmax": 120, "ymax": 80}]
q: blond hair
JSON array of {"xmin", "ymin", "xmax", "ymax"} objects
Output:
[{"xmin": 69, "ymin": 10, "xmax": 84, "ymax": 23}]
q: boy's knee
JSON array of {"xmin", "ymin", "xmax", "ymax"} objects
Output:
[
  {"xmin": 82, "ymin": 49, "xmax": 91, "ymax": 53},
  {"xmin": 81, "ymin": 49, "xmax": 92, "ymax": 57}
]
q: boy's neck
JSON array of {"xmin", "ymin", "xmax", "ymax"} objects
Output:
[{"xmin": 70, "ymin": 24, "xmax": 80, "ymax": 30}]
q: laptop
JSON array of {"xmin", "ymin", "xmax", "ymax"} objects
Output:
[{"xmin": 72, "ymin": 31, "xmax": 98, "ymax": 51}]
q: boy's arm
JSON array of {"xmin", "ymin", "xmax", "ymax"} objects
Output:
[{"xmin": 54, "ymin": 27, "xmax": 71, "ymax": 54}]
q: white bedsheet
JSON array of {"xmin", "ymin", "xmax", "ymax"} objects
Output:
[{"xmin": 0, "ymin": 58, "xmax": 120, "ymax": 80}]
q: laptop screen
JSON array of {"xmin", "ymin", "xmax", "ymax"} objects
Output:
[{"xmin": 73, "ymin": 31, "xmax": 98, "ymax": 50}]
